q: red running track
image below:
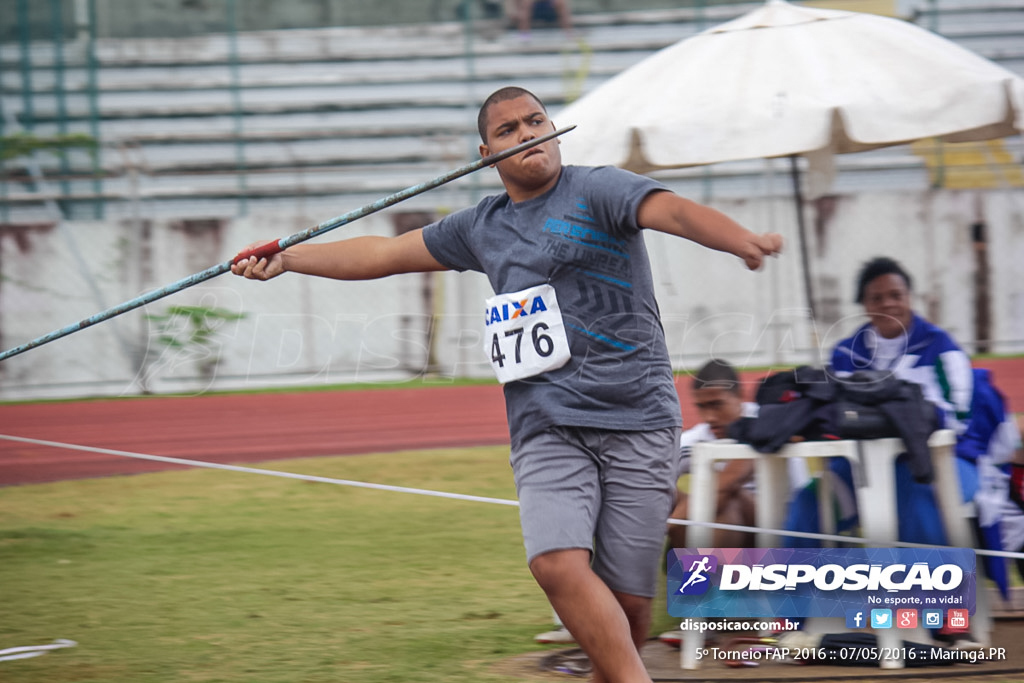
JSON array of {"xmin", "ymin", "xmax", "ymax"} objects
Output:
[
  {"xmin": 2, "ymin": 358, "xmax": 1023, "ymax": 487},
  {"xmin": 0, "ymin": 385, "xmax": 511, "ymax": 486}
]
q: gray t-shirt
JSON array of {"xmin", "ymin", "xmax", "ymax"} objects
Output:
[{"xmin": 422, "ymin": 165, "xmax": 682, "ymax": 447}]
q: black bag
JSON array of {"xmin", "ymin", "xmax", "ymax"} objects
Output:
[
  {"xmin": 729, "ymin": 366, "xmax": 939, "ymax": 483},
  {"xmin": 834, "ymin": 370, "xmax": 917, "ymax": 439},
  {"xmin": 833, "ymin": 401, "xmax": 898, "ymax": 439},
  {"xmin": 727, "ymin": 366, "xmax": 839, "ymax": 451},
  {"xmin": 835, "ymin": 370, "xmax": 939, "ymax": 482}
]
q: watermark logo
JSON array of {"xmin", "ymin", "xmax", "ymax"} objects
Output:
[
  {"xmin": 677, "ymin": 555, "xmax": 718, "ymax": 596},
  {"xmin": 667, "ymin": 548, "xmax": 976, "ymax": 619}
]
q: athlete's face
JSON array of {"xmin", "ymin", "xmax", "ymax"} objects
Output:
[
  {"xmin": 693, "ymin": 386, "xmax": 743, "ymax": 439},
  {"xmin": 479, "ymin": 95, "xmax": 562, "ymax": 200},
  {"xmin": 862, "ymin": 273, "xmax": 913, "ymax": 339}
]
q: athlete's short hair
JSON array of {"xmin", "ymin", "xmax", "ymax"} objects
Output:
[
  {"xmin": 692, "ymin": 359, "xmax": 740, "ymax": 395},
  {"xmin": 477, "ymin": 86, "xmax": 547, "ymax": 142}
]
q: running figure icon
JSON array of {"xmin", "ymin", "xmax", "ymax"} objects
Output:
[{"xmin": 679, "ymin": 556, "xmax": 713, "ymax": 593}]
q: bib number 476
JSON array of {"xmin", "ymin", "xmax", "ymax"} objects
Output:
[
  {"xmin": 483, "ymin": 284, "xmax": 571, "ymax": 384},
  {"xmin": 491, "ymin": 322, "xmax": 555, "ymax": 367}
]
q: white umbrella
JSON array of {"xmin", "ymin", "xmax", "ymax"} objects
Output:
[{"xmin": 555, "ymin": 0, "xmax": 1024, "ymax": 317}]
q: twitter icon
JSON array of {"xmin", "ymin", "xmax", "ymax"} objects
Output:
[{"xmin": 871, "ymin": 609, "xmax": 892, "ymax": 629}]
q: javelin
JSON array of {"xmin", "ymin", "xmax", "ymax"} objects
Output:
[{"xmin": 0, "ymin": 126, "xmax": 575, "ymax": 362}]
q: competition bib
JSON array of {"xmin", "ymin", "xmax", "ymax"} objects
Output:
[{"xmin": 483, "ymin": 283, "xmax": 571, "ymax": 384}]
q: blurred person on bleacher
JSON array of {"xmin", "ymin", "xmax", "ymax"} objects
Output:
[
  {"xmin": 233, "ymin": 85, "xmax": 781, "ymax": 683},
  {"xmin": 514, "ymin": 0, "xmax": 574, "ymax": 38}
]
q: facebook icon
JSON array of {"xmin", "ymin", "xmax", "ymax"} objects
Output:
[{"xmin": 845, "ymin": 609, "xmax": 866, "ymax": 629}]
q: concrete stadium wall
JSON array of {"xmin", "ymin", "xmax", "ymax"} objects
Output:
[{"xmin": 2, "ymin": 187, "xmax": 1022, "ymax": 400}]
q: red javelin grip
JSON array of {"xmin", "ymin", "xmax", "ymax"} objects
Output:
[{"xmin": 232, "ymin": 240, "xmax": 283, "ymax": 265}]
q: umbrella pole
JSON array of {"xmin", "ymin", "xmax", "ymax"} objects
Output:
[{"xmin": 789, "ymin": 155, "xmax": 817, "ymax": 323}]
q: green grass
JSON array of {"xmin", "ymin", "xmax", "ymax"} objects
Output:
[{"xmin": 1, "ymin": 447, "xmax": 685, "ymax": 683}]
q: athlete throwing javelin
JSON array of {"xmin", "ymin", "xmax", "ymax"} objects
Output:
[{"xmin": 232, "ymin": 86, "xmax": 781, "ymax": 683}]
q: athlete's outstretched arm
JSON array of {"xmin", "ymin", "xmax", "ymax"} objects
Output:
[
  {"xmin": 231, "ymin": 228, "xmax": 448, "ymax": 281},
  {"xmin": 637, "ymin": 191, "xmax": 782, "ymax": 271}
]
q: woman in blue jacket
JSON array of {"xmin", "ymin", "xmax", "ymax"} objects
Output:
[
  {"xmin": 787, "ymin": 257, "xmax": 977, "ymax": 545},
  {"xmin": 829, "ymin": 256, "xmax": 973, "ymax": 545},
  {"xmin": 831, "ymin": 256, "xmax": 973, "ymax": 434}
]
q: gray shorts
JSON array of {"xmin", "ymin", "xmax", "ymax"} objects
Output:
[{"xmin": 510, "ymin": 425, "xmax": 681, "ymax": 598}]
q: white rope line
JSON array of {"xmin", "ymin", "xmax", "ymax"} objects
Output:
[
  {"xmin": 4, "ymin": 433, "xmax": 1024, "ymax": 560},
  {"xmin": 665, "ymin": 517, "xmax": 1024, "ymax": 560},
  {"xmin": 0, "ymin": 639, "xmax": 77, "ymax": 662},
  {"xmin": 0, "ymin": 434, "xmax": 520, "ymax": 508}
]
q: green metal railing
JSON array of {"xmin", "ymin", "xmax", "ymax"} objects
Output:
[
  {"xmin": 85, "ymin": 0, "xmax": 103, "ymax": 217},
  {"xmin": 227, "ymin": 0, "xmax": 248, "ymax": 216},
  {"xmin": 51, "ymin": 0, "xmax": 71, "ymax": 211},
  {"xmin": 5, "ymin": 0, "xmax": 104, "ymax": 218},
  {"xmin": 3, "ymin": 0, "xmax": 657, "ymax": 219},
  {"xmin": 0, "ymin": 0, "xmax": 1019, "ymax": 221}
]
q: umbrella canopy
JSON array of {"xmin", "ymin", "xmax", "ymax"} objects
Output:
[
  {"xmin": 554, "ymin": 0, "xmax": 1024, "ymax": 321},
  {"xmin": 557, "ymin": 0, "xmax": 1024, "ymax": 174}
]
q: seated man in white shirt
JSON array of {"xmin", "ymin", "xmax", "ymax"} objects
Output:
[
  {"xmin": 658, "ymin": 360, "xmax": 809, "ymax": 649},
  {"xmin": 668, "ymin": 359, "xmax": 759, "ymax": 549}
]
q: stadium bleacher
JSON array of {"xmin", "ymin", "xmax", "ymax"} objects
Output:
[{"xmin": 1, "ymin": 1, "xmax": 1022, "ymax": 221}]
